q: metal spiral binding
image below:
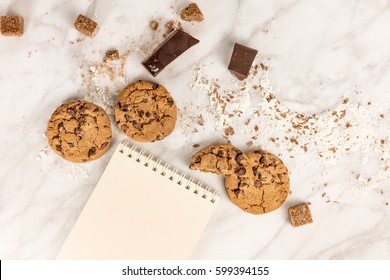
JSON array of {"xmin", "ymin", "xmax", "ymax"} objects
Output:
[{"xmin": 120, "ymin": 141, "xmax": 217, "ymax": 203}]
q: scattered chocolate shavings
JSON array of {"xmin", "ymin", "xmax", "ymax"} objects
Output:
[
  {"xmin": 189, "ymin": 62, "xmax": 389, "ymax": 200},
  {"xmin": 197, "ymin": 114, "xmax": 204, "ymax": 126},
  {"xmin": 193, "ymin": 144, "xmax": 200, "ymax": 148}
]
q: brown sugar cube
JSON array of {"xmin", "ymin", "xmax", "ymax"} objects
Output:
[
  {"xmin": 288, "ymin": 203, "xmax": 313, "ymax": 227},
  {"xmin": 74, "ymin": 14, "xmax": 98, "ymax": 37},
  {"xmin": 0, "ymin": 16, "xmax": 24, "ymax": 37},
  {"xmin": 180, "ymin": 3, "xmax": 204, "ymax": 22}
]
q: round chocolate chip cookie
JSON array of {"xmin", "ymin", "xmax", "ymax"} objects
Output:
[
  {"xmin": 189, "ymin": 144, "xmax": 247, "ymax": 176},
  {"xmin": 115, "ymin": 80, "xmax": 177, "ymax": 142},
  {"xmin": 47, "ymin": 100, "xmax": 112, "ymax": 163},
  {"xmin": 225, "ymin": 150, "xmax": 290, "ymax": 215}
]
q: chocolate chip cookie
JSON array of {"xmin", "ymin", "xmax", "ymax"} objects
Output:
[
  {"xmin": 115, "ymin": 81, "xmax": 177, "ymax": 142},
  {"xmin": 47, "ymin": 100, "xmax": 112, "ymax": 163},
  {"xmin": 189, "ymin": 144, "xmax": 246, "ymax": 176},
  {"xmin": 225, "ymin": 150, "xmax": 290, "ymax": 214}
]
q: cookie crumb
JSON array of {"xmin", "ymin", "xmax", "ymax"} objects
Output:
[
  {"xmin": 0, "ymin": 16, "xmax": 24, "ymax": 36},
  {"xmin": 149, "ymin": 20, "xmax": 159, "ymax": 31},
  {"xmin": 288, "ymin": 203, "xmax": 313, "ymax": 227},
  {"xmin": 74, "ymin": 14, "xmax": 98, "ymax": 37},
  {"xmin": 163, "ymin": 20, "xmax": 183, "ymax": 38},
  {"xmin": 104, "ymin": 49, "xmax": 119, "ymax": 62},
  {"xmin": 224, "ymin": 126, "xmax": 235, "ymax": 136},
  {"xmin": 180, "ymin": 3, "xmax": 204, "ymax": 22}
]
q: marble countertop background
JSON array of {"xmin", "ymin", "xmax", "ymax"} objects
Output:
[{"xmin": 0, "ymin": 0, "xmax": 389, "ymax": 259}]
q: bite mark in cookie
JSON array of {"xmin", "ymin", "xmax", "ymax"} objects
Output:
[{"xmin": 189, "ymin": 144, "xmax": 246, "ymax": 176}]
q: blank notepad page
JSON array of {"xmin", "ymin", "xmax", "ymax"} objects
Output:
[{"xmin": 56, "ymin": 142, "xmax": 219, "ymax": 259}]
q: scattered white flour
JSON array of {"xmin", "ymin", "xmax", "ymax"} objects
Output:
[
  {"xmin": 79, "ymin": 51, "xmax": 129, "ymax": 115},
  {"xmin": 189, "ymin": 63, "xmax": 389, "ymax": 196},
  {"xmin": 36, "ymin": 149, "xmax": 48, "ymax": 161}
]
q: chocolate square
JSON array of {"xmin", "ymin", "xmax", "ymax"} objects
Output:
[
  {"xmin": 74, "ymin": 14, "xmax": 98, "ymax": 37},
  {"xmin": 288, "ymin": 203, "xmax": 313, "ymax": 227},
  {"xmin": 0, "ymin": 16, "xmax": 24, "ymax": 37},
  {"xmin": 228, "ymin": 43, "xmax": 258, "ymax": 80},
  {"xmin": 142, "ymin": 30, "xmax": 199, "ymax": 76}
]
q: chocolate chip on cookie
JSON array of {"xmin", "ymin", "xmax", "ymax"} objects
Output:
[
  {"xmin": 115, "ymin": 80, "xmax": 177, "ymax": 142},
  {"xmin": 47, "ymin": 100, "xmax": 112, "ymax": 163},
  {"xmin": 189, "ymin": 144, "xmax": 246, "ymax": 176},
  {"xmin": 225, "ymin": 150, "xmax": 290, "ymax": 214}
]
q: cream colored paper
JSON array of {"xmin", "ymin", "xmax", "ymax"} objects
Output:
[{"xmin": 56, "ymin": 142, "xmax": 219, "ymax": 259}]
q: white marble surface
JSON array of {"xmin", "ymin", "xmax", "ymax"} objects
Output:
[{"xmin": 0, "ymin": 0, "xmax": 389, "ymax": 259}]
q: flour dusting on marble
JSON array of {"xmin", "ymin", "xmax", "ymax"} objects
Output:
[{"xmin": 78, "ymin": 50, "xmax": 129, "ymax": 115}]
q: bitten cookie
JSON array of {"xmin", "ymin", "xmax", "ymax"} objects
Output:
[
  {"xmin": 189, "ymin": 144, "xmax": 246, "ymax": 176},
  {"xmin": 115, "ymin": 80, "xmax": 177, "ymax": 142},
  {"xmin": 47, "ymin": 100, "xmax": 112, "ymax": 163},
  {"xmin": 225, "ymin": 150, "xmax": 290, "ymax": 214}
]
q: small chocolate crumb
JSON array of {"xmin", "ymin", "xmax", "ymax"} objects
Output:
[
  {"xmin": 224, "ymin": 126, "xmax": 235, "ymax": 136},
  {"xmin": 180, "ymin": 3, "xmax": 204, "ymax": 22},
  {"xmin": 104, "ymin": 49, "xmax": 119, "ymax": 61},
  {"xmin": 192, "ymin": 144, "xmax": 200, "ymax": 148},
  {"xmin": 149, "ymin": 20, "xmax": 159, "ymax": 31}
]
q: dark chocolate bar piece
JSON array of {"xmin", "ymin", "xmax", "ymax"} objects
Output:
[
  {"xmin": 228, "ymin": 43, "xmax": 258, "ymax": 80},
  {"xmin": 142, "ymin": 30, "xmax": 199, "ymax": 76}
]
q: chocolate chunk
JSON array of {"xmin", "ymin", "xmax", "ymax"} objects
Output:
[
  {"xmin": 88, "ymin": 147, "xmax": 96, "ymax": 157},
  {"xmin": 67, "ymin": 108, "xmax": 76, "ymax": 117},
  {"xmin": 228, "ymin": 43, "xmax": 258, "ymax": 80},
  {"xmin": 235, "ymin": 167, "xmax": 246, "ymax": 176},
  {"xmin": 141, "ymin": 30, "xmax": 199, "ymax": 76},
  {"xmin": 74, "ymin": 127, "xmax": 83, "ymax": 135},
  {"xmin": 236, "ymin": 154, "xmax": 244, "ymax": 163}
]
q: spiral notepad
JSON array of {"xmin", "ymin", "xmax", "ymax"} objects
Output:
[{"xmin": 56, "ymin": 142, "xmax": 220, "ymax": 259}]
